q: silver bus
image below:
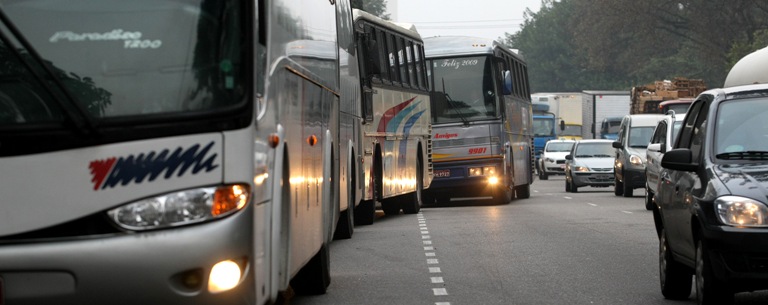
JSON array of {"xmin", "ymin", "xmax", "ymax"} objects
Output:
[
  {"xmin": 424, "ymin": 36, "xmax": 534, "ymax": 204},
  {"xmin": 350, "ymin": 9, "xmax": 433, "ymax": 220},
  {"xmin": 0, "ymin": 0, "xmax": 349, "ymax": 303}
]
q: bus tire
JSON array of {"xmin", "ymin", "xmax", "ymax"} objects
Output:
[
  {"xmin": 402, "ymin": 157, "xmax": 423, "ymax": 214},
  {"xmin": 355, "ymin": 199, "xmax": 375, "ymax": 225},
  {"xmin": 516, "ymin": 184, "xmax": 531, "ymax": 199},
  {"xmin": 382, "ymin": 198, "xmax": 401, "ymax": 215},
  {"xmin": 290, "ymin": 243, "xmax": 331, "ymax": 295},
  {"xmin": 334, "ymin": 202, "xmax": 353, "ymax": 240}
]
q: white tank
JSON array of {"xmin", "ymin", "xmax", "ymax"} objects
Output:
[{"xmin": 724, "ymin": 46, "xmax": 768, "ymax": 87}]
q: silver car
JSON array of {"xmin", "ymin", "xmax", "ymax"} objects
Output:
[
  {"xmin": 644, "ymin": 111, "xmax": 684, "ymax": 210},
  {"xmin": 564, "ymin": 140, "xmax": 615, "ymax": 192}
]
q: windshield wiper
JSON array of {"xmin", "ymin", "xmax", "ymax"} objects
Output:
[
  {"xmin": 441, "ymin": 78, "xmax": 469, "ymax": 126},
  {"xmin": 576, "ymin": 154, "xmax": 593, "ymax": 158},
  {"xmin": 0, "ymin": 8, "xmax": 96, "ymax": 134},
  {"xmin": 715, "ymin": 151, "xmax": 768, "ymax": 160},
  {"xmin": 594, "ymin": 154, "xmax": 613, "ymax": 157}
]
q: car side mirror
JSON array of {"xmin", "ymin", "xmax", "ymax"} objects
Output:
[
  {"xmin": 565, "ymin": 154, "xmax": 572, "ymax": 160},
  {"xmin": 661, "ymin": 148, "xmax": 697, "ymax": 172},
  {"xmin": 612, "ymin": 141, "xmax": 622, "ymax": 149},
  {"xmin": 647, "ymin": 143, "xmax": 661, "ymax": 153}
]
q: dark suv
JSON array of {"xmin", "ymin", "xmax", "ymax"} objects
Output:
[{"xmin": 652, "ymin": 84, "xmax": 768, "ymax": 304}]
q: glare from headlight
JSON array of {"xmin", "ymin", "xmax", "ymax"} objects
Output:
[
  {"xmin": 629, "ymin": 154, "xmax": 643, "ymax": 166},
  {"xmin": 488, "ymin": 176, "xmax": 499, "ymax": 185},
  {"xmin": 716, "ymin": 196, "xmax": 768, "ymax": 227},
  {"xmin": 208, "ymin": 260, "xmax": 242, "ymax": 293},
  {"xmin": 469, "ymin": 167, "xmax": 483, "ymax": 177},
  {"xmin": 108, "ymin": 184, "xmax": 250, "ymax": 231}
]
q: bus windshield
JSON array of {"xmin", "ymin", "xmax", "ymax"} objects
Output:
[
  {"xmin": 0, "ymin": 0, "xmax": 245, "ymax": 126},
  {"xmin": 430, "ymin": 56, "xmax": 498, "ymax": 124}
]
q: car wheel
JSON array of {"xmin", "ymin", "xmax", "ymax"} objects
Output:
[
  {"xmin": 659, "ymin": 229, "xmax": 692, "ymax": 300},
  {"xmin": 541, "ymin": 171, "xmax": 548, "ymax": 180},
  {"xmin": 622, "ymin": 175, "xmax": 633, "ymax": 197},
  {"xmin": 645, "ymin": 186, "xmax": 654, "ymax": 210},
  {"xmin": 614, "ymin": 174, "xmax": 624, "ymax": 196},
  {"xmin": 696, "ymin": 239, "xmax": 733, "ymax": 305},
  {"xmin": 571, "ymin": 180, "xmax": 578, "ymax": 193},
  {"xmin": 565, "ymin": 174, "xmax": 572, "ymax": 192}
]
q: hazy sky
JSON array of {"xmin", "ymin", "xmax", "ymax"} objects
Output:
[{"xmin": 396, "ymin": 0, "xmax": 543, "ymax": 41}]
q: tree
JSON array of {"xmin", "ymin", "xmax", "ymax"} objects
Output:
[{"xmin": 351, "ymin": 0, "xmax": 390, "ymax": 20}]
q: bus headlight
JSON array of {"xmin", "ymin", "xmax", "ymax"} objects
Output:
[
  {"xmin": 716, "ymin": 196, "xmax": 768, "ymax": 227},
  {"xmin": 469, "ymin": 167, "xmax": 483, "ymax": 176},
  {"xmin": 107, "ymin": 184, "xmax": 250, "ymax": 231},
  {"xmin": 483, "ymin": 166, "xmax": 497, "ymax": 176},
  {"xmin": 209, "ymin": 260, "xmax": 243, "ymax": 293}
]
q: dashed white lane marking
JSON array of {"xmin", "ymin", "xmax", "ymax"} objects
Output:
[
  {"xmin": 622, "ymin": 210, "xmax": 633, "ymax": 214},
  {"xmin": 419, "ymin": 212, "xmax": 450, "ymax": 304},
  {"xmin": 563, "ymin": 196, "xmax": 573, "ymax": 200},
  {"xmin": 588, "ymin": 203, "xmax": 598, "ymax": 207}
]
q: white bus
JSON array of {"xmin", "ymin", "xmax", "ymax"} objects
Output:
[
  {"xmin": 0, "ymin": 0, "xmax": 347, "ymax": 304},
  {"xmin": 423, "ymin": 36, "xmax": 534, "ymax": 204},
  {"xmin": 351, "ymin": 9, "xmax": 433, "ymax": 221}
]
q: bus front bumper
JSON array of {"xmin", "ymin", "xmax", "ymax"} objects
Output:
[{"xmin": 0, "ymin": 205, "xmax": 256, "ymax": 305}]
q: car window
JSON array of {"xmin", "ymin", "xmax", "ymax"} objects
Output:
[
  {"xmin": 651, "ymin": 121, "xmax": 667, "ymax": 146},
  {"xmin": 677, "ymin": 101, "xmax": 703, "ymax": 149},
  {"xmin": 689, "ymin": 102, "xmax": 710, "ymax": 162}
]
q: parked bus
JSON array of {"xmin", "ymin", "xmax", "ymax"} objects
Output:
[
  {"xmin": 423, "ymin": 36, "xmax": 534, "ymax": 204},
  {"xmin": 0, "ymin": 0, "xmax": 346, "ymax": 304},
  {"xmin": 351, "ymin": 9, "xmax": 433, "ymax": 220}
]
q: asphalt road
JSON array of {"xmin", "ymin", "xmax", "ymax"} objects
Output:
[{"xmin": 290, "ymin": 176, "xmax": 768, "ymax": 305}]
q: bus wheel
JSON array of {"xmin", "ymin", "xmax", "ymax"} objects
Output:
[
  {"xmin": 290, "ymin": 243, "xmax": 330, "ymax": 295},
  {"xmin": 402, "ymin": 158, "xmax": 423, "ymax": 214},
  {"xmin": 382, "ymin": 198, "xmax": 401, "ymax": 216},
  {"xmin": 516, "ymin": 184, "xmax": 531, "ymax": 199},
  {"xmin": 354, "ymin": 200, "xmax": 375, "ymax": 225},
  {"xmin": 334, "ymin": 202, "xmax": 353, "ymax": 240}
]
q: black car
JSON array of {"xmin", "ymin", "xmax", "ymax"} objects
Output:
[{"xmin": 652, "ymin": 83, "xmax": 768, "ymax": 304}]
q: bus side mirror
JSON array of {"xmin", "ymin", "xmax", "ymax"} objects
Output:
[{"xmin": 503, "ymin": 70, "xmax": 513, "ymax": 95}]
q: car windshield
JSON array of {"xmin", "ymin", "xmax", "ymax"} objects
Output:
[
  {"xmin": 628, "ymin": 126, "xmax": 655, "ymax": 148},
  {"xmin": 0, "ymin": 0, "xmax": 245, "ymax": 125},
  {"xmin": 546, "ymin": 142, "xmax": 573, "ymax": 152},
  {"xmin": 574, "ymin": 142, "xmax": 614, "ymax": 157},
  {"xmin": 715, "ymin": 97, "xmax": 768, "ymax": 156}
]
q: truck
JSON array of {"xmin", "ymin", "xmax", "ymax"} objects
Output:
[
  {"xmin": 532, "ymin": 102, "xmax": 557, "ymax": 175},
  {"xmin": 630, "ymin": 77, "xmax": 706, "ymax": 114},
  {"xmin": 532, "ymin": 92, "xmax": 583, "ymax": 140},
  {"xmin": 582, "ymin": 91, "xmax": 631, "ymax": 139}
]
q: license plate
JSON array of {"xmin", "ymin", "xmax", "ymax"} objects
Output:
[{"xmin": 434, "ymin": 169, "xmax": 450, "ymax": 178}]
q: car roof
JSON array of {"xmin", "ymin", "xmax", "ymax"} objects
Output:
[
  {"xmin": 627, "ymin": 114, "xmax": 666, "ymax": 126},
  {"xmin": 575, "ymin": 139, "xmax": 613, "ymax": 144}
]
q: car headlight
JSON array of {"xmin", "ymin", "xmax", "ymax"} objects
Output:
[
  {"xmin": 108, "ymin": 184, "xmax": 250, "ymax": 231},
  {"xmin": 545, "ymin": 158, "xmax": 554, "ymax": 163},
  {"xmin": 629, "ymin": 154, "xmax": 643, "ymax": 166},
  {"xmin": 716, "ymin": 196, "xmax": 768, "ymax": 227},
  {"xmin": 573, "ymin": 166, "xmax": 589, "ymax": 172}
]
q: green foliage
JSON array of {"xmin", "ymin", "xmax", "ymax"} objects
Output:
[
  {"xmin": 351, "ymin": 0, "xmax": 390, "ymax": 20},
  {"xmin": 503, "ymin": 0, "xmax": 768, "ymax": 92}
]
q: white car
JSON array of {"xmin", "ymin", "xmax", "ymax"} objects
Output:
[
  {"xmin": 538, "ymin": 139, "xmax": 575, "ymax": 180},
  {"xmin": 564, "ymin": 139, "xmax": 615, "ymax": 192},
  {"xmin": 644, "ymin": 111, "xmax": 684, "ymax": 210}
]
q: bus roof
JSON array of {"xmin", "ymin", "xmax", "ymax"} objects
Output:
[
  {"xmin": 352, "ymin": 9, "xmax": 422, "ymax": 41},
  {"xmin": 724, "ymin": 46, "xmax": 768, "ymax": 88},
  {"xmin": 422, "ymin": 36, "xmax": 522, "ymax": 60}
]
